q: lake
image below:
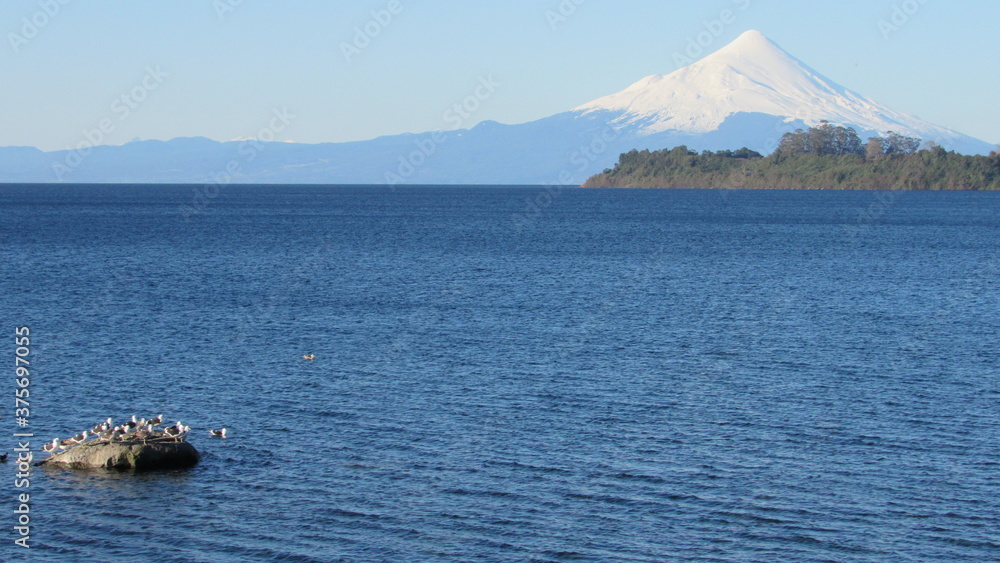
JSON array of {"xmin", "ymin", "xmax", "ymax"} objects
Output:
[{"xmin": 2, "ymin": 184, "xmax": 998, "ymax": 562}]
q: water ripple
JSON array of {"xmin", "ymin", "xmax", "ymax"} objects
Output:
[{"xmin": 5, "ymin": 186, "xmax": 999, "ymax": 562}]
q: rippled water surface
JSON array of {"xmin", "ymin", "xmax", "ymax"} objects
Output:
[{"xmin": 2, "ymin": 185, "xmax": 998, "ymax": 562}]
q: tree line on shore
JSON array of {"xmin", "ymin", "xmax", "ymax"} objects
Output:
[{"xmin": 582, "ymin": 122, "xmax": 1000, "ymax": 190}]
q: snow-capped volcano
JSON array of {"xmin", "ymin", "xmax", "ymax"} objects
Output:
[{"xmin": 573, "ymin": 30, "xmax": 976, "ymax": 149}]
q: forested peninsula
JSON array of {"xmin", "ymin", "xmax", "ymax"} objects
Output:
[{"xmin": 582, "ymin": 123, "xmax": 1000, "ymax": 190}]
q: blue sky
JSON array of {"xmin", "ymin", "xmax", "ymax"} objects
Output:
[{"xmin": 2, "ymin": 0, "xmax": 997, "ymax": 151}]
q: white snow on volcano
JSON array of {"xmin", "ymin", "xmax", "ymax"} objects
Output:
[{"xmin": 573, "ymin": 30, "xmax": 975, "ymax": 148}]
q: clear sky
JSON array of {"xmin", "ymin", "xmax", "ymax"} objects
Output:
[{"xmin": 2, "ymin": 0, "xmax": 997, "ymax": 151}]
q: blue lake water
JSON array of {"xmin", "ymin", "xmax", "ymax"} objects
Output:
[{"xmin": 2, "ymin": 184, "xmax": 998, "ymax": 562}]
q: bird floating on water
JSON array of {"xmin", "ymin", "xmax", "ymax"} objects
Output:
[
  {"xmin": 209, "ymin": 428, "xmax": 227, "ymax": 438},
  {"xmin": 302, "ymin": 354, "xmax": 315, "ymax": 360},
  {"xmin": 0, "ymin": 453, "xmax": 7, "ymax": 463}
]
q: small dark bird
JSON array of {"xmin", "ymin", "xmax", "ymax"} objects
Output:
[{"xmin": 0, "ymin": 453, "xmax": 7, "ymax": 462}]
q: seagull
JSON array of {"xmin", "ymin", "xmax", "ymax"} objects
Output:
[
  {"xmin": 302, "ymin": 354, "xmax": 315, "ymax": 360},
  {"xmin": 42, "ymin": 438, "xmax": 59, "ymax": 453},
  {"xmin": 149, "ymin": 414, "xmax": 163, "ymax": 427},
  {"xmin": 71, "ymin": 430, "xmax": 89, "ymax": 443},
  {"xmin": 209, "ymin": 428, "xmax": 228, "ymax": 438},
  {"xmin": 173, "ymin": 426, "xmax": 190, "ymax": 441},
  {"xmin": 165, "ymin": 424, "xmax": 185, "ymax": 441}
]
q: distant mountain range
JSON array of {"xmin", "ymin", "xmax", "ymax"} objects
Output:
[{"xmin": 2, "ymin": 30, "xmax": 992, "ymax": 185}]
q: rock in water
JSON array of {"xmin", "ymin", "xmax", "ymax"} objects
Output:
[{"xmin": 36, "ymin": 439, "xmax": 199, "ymax": 471}]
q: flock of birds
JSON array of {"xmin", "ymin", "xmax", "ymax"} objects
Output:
[
  {"xmin": 21, "ymin": 354, "xmax": 311, "ymax": 460},
  {"xmin": 40, "ymin": 414, "xmax": 228, "ymax": 455}
]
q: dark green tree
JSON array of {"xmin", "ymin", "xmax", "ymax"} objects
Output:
[
  {"xmin": 885, "ymin": 131, "xmax": 921, "ymax": 155},
  {"xmin": 776, "ymin": 128, "xmax": 809, "ymax": 156},
  {"xmin": 777, "ymin": 122, "xmax": 863, "ymax": 156}
]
